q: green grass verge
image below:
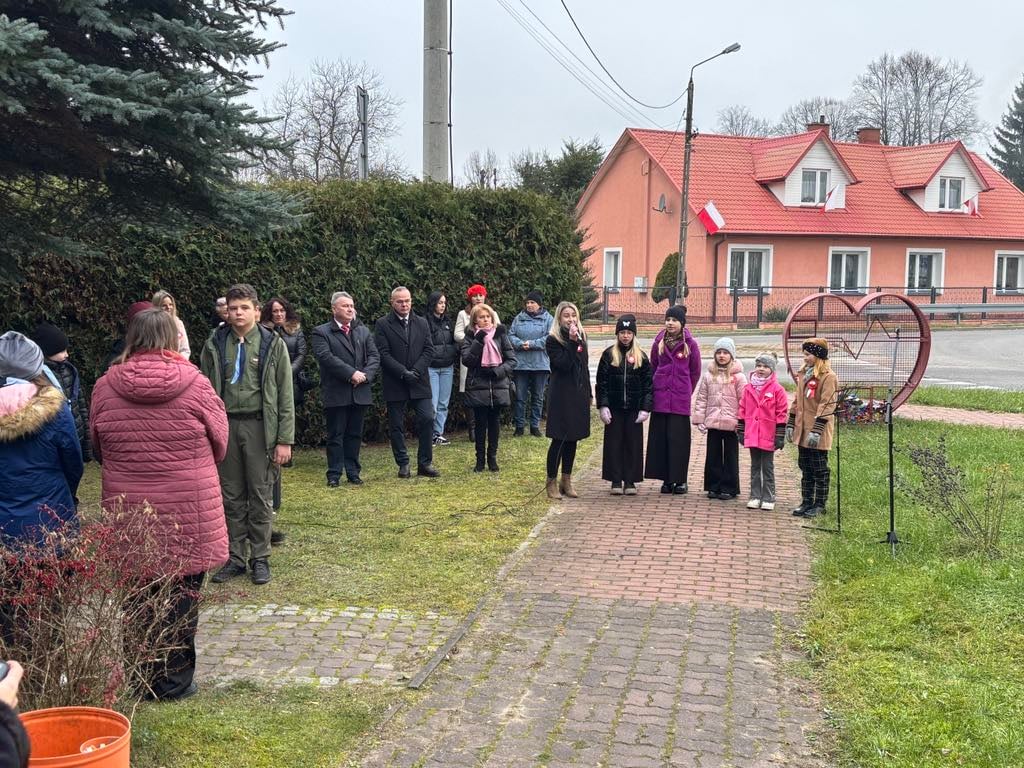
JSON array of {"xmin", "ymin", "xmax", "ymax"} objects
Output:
[
  {"xmin": 76, "ymin": 426, "xmax": 598, "ymax": 767},
  {"xmin": 805, "ymin": 420, "xmax": 1024, "ymax": 767},
  {"xmin": 908, "ymin": 385, "xmax": 1024, "ymax": 414},
  {"xmin": 130, "ymin": 681, "xmax": 392, "ymax": 768}
]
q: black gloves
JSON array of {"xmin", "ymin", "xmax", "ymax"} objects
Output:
[
  {"xmin": 474, "ymin": 329, "xmax": 488, "ymax": 343},
  {"xmin": 736, "ymin": 419, "xmax": 745, "ymax": 445},
  {"xmin": 774, "ymin": 423, "xmax": 786, "ymax": 451},
  {"xmin": 401, "ymin": 370, "xmax": 420, "ymax": 384}
]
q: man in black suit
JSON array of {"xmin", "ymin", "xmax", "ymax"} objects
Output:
[
  {"xmin": 374, "ymin": 286, "xmax": 440, "ymax": 478},
  {"xmin": 312, "ymin": 291, "xmax": 380, "ymax": 487}
]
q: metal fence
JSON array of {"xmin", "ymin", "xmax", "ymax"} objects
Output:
[{"xmin": 599, "ymin": 285, "xmax": 1024, "ymax": 326}]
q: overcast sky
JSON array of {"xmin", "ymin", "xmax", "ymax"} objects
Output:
[{"xmin": 253, "ymin": 0, "xmax": 1024, "ymax": 181}]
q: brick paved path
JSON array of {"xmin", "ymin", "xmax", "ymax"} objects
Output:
[
  {"xmin": 897, "ymin": 403, "xmax": 1024, "ymax": 429},
  {"xmin": 363, "ymin": 434, "xmax": 826, "ymax": 767},
  {"xmin": 195, "ymin": 604, "xmax": 458, "ymax": 687}
]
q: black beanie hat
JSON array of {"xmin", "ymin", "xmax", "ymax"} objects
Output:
[
  {"xmin": 615, "ymin": 314, "xmax": 637, "ymax": 334},
  {"xmin": 31, "ymin": 322, "xmax": 69, "ymax": 358},
  {"xmin": 525, "ymin": 290, "xmax": 544, "ymax": 306},
  {"xmin": 665, "ymin": 305, "xmax": 687, "ymax": 325}
]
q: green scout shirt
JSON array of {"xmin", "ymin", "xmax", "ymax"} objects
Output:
[{"xmin": 221, "ymin": 325, "xmax": 263, "ymax": 414}]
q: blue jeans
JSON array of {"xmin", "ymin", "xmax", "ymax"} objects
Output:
[
  {"xmin": 513, "ymin": 370, "xmax": 548, "ymax": 428},
  {"xmin": 428, "ymin": 365, "xmax": 454, "ymax": 436}
]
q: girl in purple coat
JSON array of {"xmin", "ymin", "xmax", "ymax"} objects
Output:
[
  {"xmin": 736, "ymin": 352, "xmax": 789, "ymax": 511},
  {"xmin": 644, "ymin": 305, "xmax": 701, "ymax": 493}
]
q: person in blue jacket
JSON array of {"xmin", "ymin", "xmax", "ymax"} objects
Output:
[
  {"xmin": 0, "ymin": 332, "xmax": 83, "ymax": 547},
  {"xmin": 507, "ymin": 290, "xmax": 553, "ymax": 437}
]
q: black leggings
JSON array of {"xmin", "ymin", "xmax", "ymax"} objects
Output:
[{"xmin": 547, "ymin": 438, "xmax": 578, "ymax": 477}]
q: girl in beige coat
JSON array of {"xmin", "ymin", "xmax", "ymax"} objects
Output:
[{"xmin": 787, "ymin": 338, "xmax": 838, "ymax": 518}]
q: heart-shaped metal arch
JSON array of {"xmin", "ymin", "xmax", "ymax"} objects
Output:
[{"xmin": 782, "ymin": 292, "xmax": 932, "ymax": 411}]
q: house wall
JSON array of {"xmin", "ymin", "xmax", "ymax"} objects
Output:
[{"xmin": 579, "ymin": 139, "xmax": 689, "ymax": 289}]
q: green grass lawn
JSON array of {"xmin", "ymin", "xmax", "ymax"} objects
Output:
[
  {"xmin": 804, "ymin": 420, "xmax": 1024, "ymax": 767},
  {"xmin": 76, "ymin": 425, "xmax": 599, "ymax": 767},
  {"xmin": 908, "ymin": 385, "xmax": 1024, "ymax": 414}
]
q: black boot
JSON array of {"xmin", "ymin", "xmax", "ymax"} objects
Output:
[
  {"xmin": 474, "ymin": 450, "xmax": 485, "ymax": 472},
  {"xmin": 806, "ymin": 468, "xmax": 830, "ymax": 518},
  {"xmin": 487, "ymin": 454, "xmax": 499, "ymax": 472}
]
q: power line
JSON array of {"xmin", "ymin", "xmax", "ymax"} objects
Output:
[
  {"xmin": 558, "ymin": 0, "xmax": 687, "ymax": 111},
  {"xmin": 496, "ymin": 0, "xmax": 654, "ymax": 128},
  {"xmin": 494, "ymin": 0, "xmax": 664, "ymax": 129}
]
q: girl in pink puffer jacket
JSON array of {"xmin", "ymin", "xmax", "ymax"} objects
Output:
[
  {"xmin": 692, "ymin": 338, "xmax": 746, "ymax": 500},
  {"xmin": 737, "ymin": 352, "xmax": 790, "ymax": 511}
]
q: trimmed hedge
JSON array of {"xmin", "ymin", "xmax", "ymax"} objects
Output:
[{"xmin": 1, "ymin": 180, "xmax": 585, "ymax": 443}]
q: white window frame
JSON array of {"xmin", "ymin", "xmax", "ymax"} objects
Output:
[
  {"xmin": 801, "ymin": 169, "xmax": 830, "ymax": 205},
  {"xmin": 938, "ymin": 176, "xmax": 965, "ymax": 210},
  {"xmin": 994, "ymin": 251, "xmax": 1024, "ymax": 294},
  {"xmin": 603, "ymin": 247, "xmax": 623, "ymax": 292},
  {"xmin": 905, "ymin": 248, "xmax": 945, "ymax": 295},
  {"xmin": 726, "ymin": 244, "xmax": 773, "ymax": 294},
  {"xmin": 827, "ymin": 246, "xmax": 871, "ymax": 294}
]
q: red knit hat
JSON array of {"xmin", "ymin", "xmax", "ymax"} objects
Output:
[
  {"xmin": 127, "ymin": 301, "xmax": 154, "ymax": 324},
  {"xmin": 466, "ymin": 284, "xmax": 487, "ymax": 298}
]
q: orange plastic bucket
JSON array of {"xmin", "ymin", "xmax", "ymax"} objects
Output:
[{"xmin": 19, "ymin": 706, "xmax": 130, "ymax": 767}]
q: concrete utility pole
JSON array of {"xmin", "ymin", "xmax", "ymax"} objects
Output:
[
  {"xmin": 423, "ymin": 0, "xmax": 450, "ymax": 182},
  {"xmin": 356, "ymin": 85, "xmax": 369, "ymax": 180}
]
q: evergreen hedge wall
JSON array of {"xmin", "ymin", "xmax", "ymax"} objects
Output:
[{"xmin": 1, "ymin": 180, "xmax": 585, "ymax": 443}]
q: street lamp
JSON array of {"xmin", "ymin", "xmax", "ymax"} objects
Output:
[{"xmin": 674, "ymin": 42, "xmax": 741, "ymax": 305}]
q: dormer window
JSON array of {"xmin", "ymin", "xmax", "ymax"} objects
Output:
[
  {"xmin": 938, "ymin": 177, "xmax": 964, "ymax": 210},
  {"xmin": 801, "ymin": 169, "xmax": 829, "ymax": 204}
]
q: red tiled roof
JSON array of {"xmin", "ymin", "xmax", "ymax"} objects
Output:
[
  {"xmin": 605, "ymin": 128, "xmax": 1024, "ymax": 240},
  {"xmin": 884, "ymin": 141, "xmax": 994, "ymax": 191},
  {"xmin": 749, "ymin": 130, "xmax": 858, "ymax": 183}
]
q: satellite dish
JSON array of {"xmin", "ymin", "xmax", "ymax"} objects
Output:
[{"xmin": 653, "ymin": 193, "xmax": 671, "ymax": 213}]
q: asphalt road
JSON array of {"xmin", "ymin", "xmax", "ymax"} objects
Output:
[{"xmin": 590, "ymin": 327, "xmax": 1024, "ymax": 391}]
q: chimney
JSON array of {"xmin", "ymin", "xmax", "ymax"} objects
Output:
[
  {"xmin": 857, "ymin": 126, "xmax": 882, "ymax": 145},
  {"xmin": 806, "ymin": 114, "xmax": 830, "ymax": 136}
]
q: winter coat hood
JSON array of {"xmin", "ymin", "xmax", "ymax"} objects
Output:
[
  {"xmin": 105, "ymin": 351, "xmax": 198, "ymax": 405},
  {"xmin": 0, "ymin": 382, "xmax": 66, "ymax": 441}
]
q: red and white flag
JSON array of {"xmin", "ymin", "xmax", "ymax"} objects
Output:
[
  {"xmin": 824, "ymin": 183, "xmax": 845, "ymax": 211},
  {"xmin": 697, "ymin": 200, "xmax": 725, "ymax": 234},
  {"xmin": 962, "ymin": 194, "xmax": 980, "ymax": 216}
]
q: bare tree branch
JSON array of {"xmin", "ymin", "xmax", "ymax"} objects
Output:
[{"xmin": 715, "ymin": 105, "xmax": 779, "ymax": 137}]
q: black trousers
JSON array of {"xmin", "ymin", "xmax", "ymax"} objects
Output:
[
  {"xmin": 703, "ymin": 428, "xmax": 740, "ymax": 496},
  {"xmin": 547, "ymin": 438, "xmax": 578, "ymax": 477},
  {"xmin": 137, "ymin": 572, "xmax": 204, "ymax": 700},
  {"xmin": 644, "ymin": 413, "xmax": 691, "ymax": 485},
  {"xmin": 602, "ymin": 409, "xmax": 644, "ymax": 483},
  {"xmin": 325, "ymin": 404, "xmax": 368, "ymax": 481},
  {"xmin": 473, "ymin": 405, "xmax": 502, "ymax": 459},
  {"xmin": 387, "ymin": 398, "xmax": 434, "ymax": 468},
  {"xmin": 797, "ymin": 446, "xmax": 831, "ymax": 507}
]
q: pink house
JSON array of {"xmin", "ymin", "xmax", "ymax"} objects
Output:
[{"xmin": 577, "ymin": 123, "xmax": 1024, "ymax": 321}]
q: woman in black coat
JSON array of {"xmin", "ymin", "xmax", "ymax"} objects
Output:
[
  {"xmin": 460, "ymin": 303, "xmax": 516, "ymax": 472},
  {"xmin": 595, "ymin": 314, "xmax": 653, "ymax": 495},
  {"xmin": 544, "ymin": 301, "xmax": 591, "ymax": 500}
]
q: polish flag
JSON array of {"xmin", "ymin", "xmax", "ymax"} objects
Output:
[
  {"xmin": 962, "ymin": 195, "xmax": 980, "ymax": 216},
  {"xmin": 697, "ymin": 200, "xmax": 725, "ymax": 235},
  {"xmin": 824, "ymin": 183, "xmax": 845, "ymax": 211}
]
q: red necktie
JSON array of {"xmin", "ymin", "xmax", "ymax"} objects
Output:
[{"xmin": 342, "ymin": 325, "xmax": 349, "ymax": 335}]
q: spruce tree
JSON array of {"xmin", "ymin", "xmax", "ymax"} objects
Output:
[
  {"xmin": 991, "ymin": 76, "xmax": 1024, "ymax": 191},
  {"xmin": 0, "ymin": 1, "xmax": 300, "ymax": 266}
]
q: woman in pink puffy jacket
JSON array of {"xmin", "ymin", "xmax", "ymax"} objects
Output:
[
  {"xmin": 692, "ymin": 338, "xmax": 746, "ymax": 500},
  {"xmin": 736, "ymin": 352, "xmax": 789, "ymax": 511},
  {"xmin": 91, "ymin": 309, "xmax": 228, "ymax": 701}
]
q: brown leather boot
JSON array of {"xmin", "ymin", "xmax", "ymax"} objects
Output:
[
  {"xmin": 546, "ymin": 477, "xmax": 563, "ymax": 500},
  {"xmin": 560, "ymin": 474, "xmax": 578, "ymax": 498}
]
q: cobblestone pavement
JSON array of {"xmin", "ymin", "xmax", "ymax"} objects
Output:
[
  {"xmin": 196, "ymin": 604, "xmax": 459, "ymax": 687},
  {"xmin": 362, "ymin": 433, "xmax": 827, "ymax": 768},
  {"xmin": 896, "ymin": 403, "xmax": 1024, "ymax": 429}
]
